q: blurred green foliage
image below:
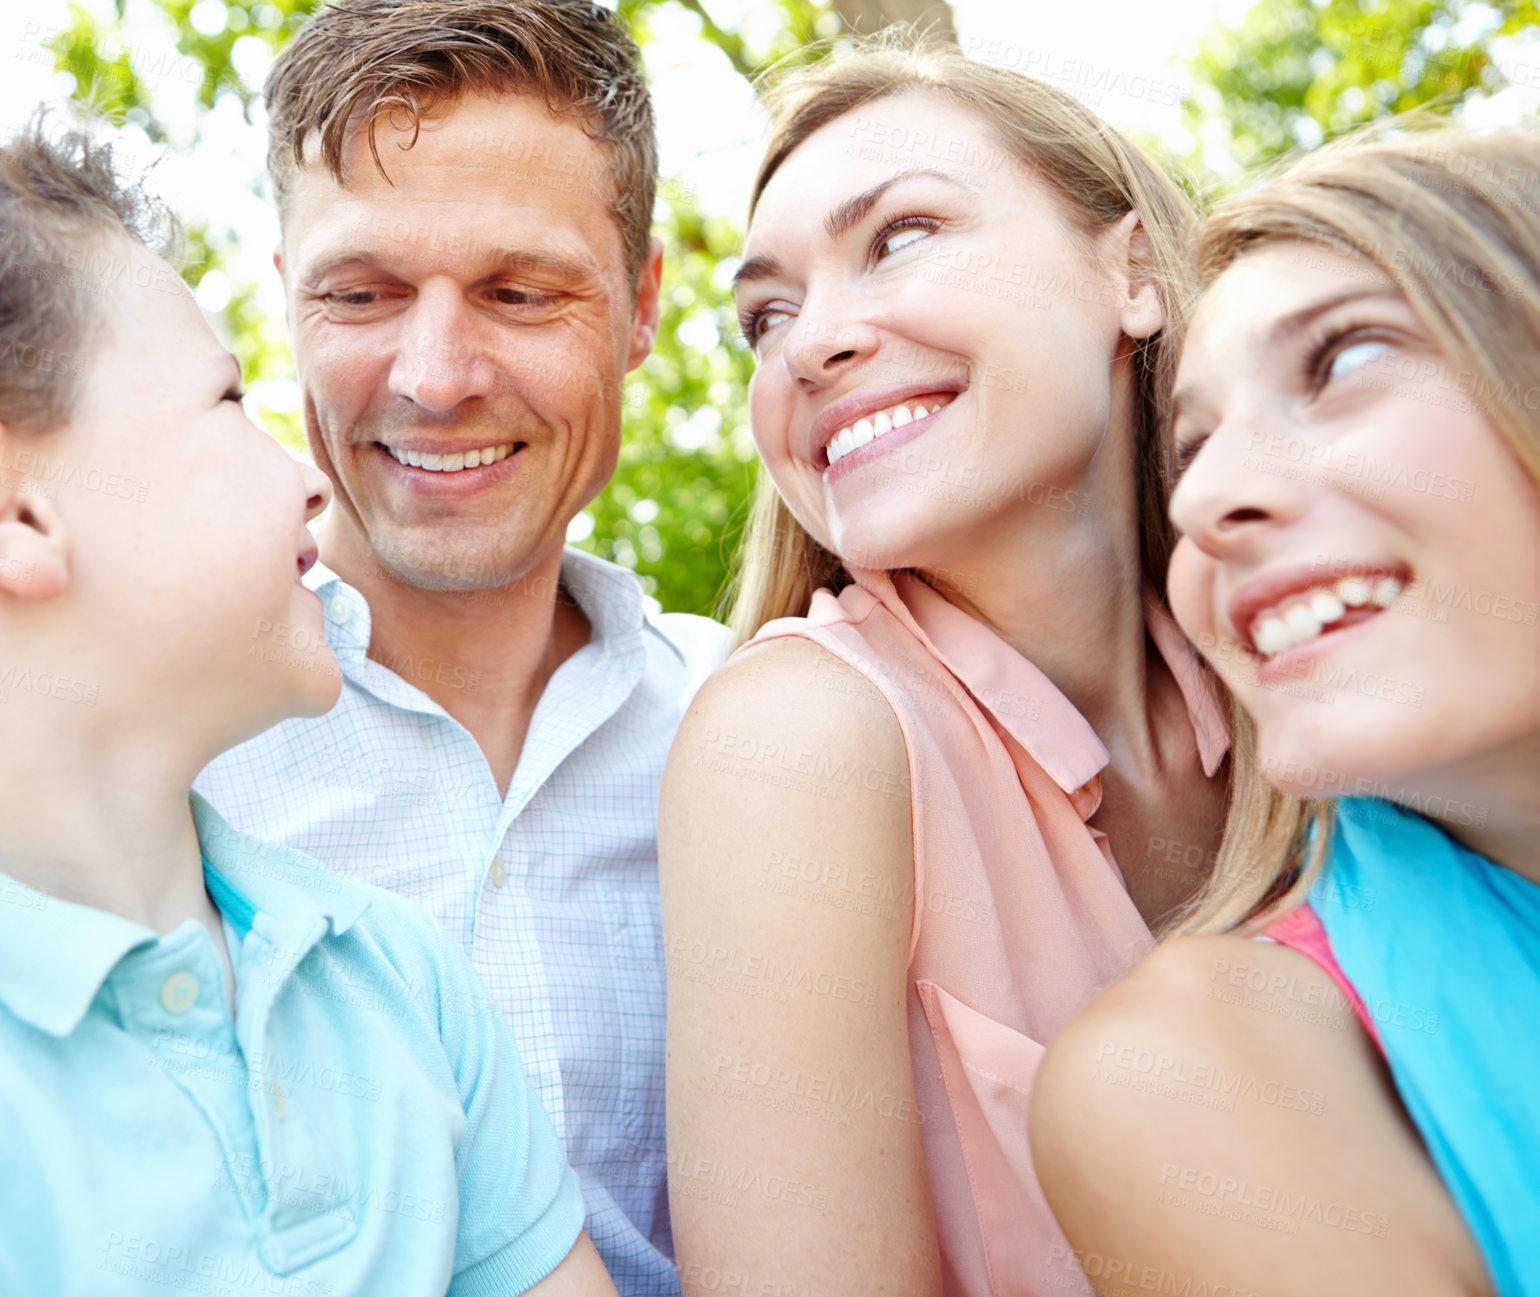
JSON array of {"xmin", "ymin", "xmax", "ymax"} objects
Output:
[{"xmin": 1186, "ymin": 0, "xmax": 1540, "ymax": 171}]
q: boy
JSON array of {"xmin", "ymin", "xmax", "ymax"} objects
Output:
[{"xmin": 0, "ymin": 115, "xmax": 615, "ymax": 1297}]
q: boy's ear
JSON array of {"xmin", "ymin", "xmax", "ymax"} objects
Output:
[
  {"xmin": 0, "ymin": 427, "xmax": 69, "ymax": 602},
  {"xmin": 1104, "ymin": 209, "xmax": 1165, "ymax": 341}
]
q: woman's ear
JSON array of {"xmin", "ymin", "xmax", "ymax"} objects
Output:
[
  {"xmin": 0, "ymin": 428, "xmax": 69, "ymax": 602},
  {"xmin": 1104, "ymin": 209, "xmax": 1165, "ymax": 341}
]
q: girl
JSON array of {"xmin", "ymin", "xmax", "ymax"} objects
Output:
[
  {"xmin": 1032, "ymin": 125, "xmax": 1540, "ymax": 1296},
  {"xmin": 660, "ymin": 38, "xmax": 1230, "ymax": 1297}
]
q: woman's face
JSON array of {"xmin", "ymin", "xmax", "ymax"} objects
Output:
[
  {"xmin": 1168, "ymin": 242, "xmax": 1540, "ymax": 803},
  {"xmin": 736, "ymin": 92, "xmax": 1155, "ymax": 572}
]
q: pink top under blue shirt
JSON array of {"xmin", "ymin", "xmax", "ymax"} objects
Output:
[{"xmin": 1267, "ymin": 797, "xmax": 1539, "ymax": 1297}]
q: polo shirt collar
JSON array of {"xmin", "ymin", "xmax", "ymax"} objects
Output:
[
  {"xmin": 0, "ymin": 795, "xmax": 370, "ymax": 1038},
  {"xmin": 848, "ymin": 568, "xmax": 1229, "ymax": 797},
  {"xmin": 190, "ymin": 792, "xmax": 372, "ymax": 939}
]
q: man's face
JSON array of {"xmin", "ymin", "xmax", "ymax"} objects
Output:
[{"xmin": 278, "ymin": 91, "xmax": 660, "ymax": 594}]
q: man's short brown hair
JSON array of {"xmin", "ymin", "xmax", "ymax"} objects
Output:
[
  {"xmin": 265, "ymin": 0, "xmax": 658, "ymax": 286},
  {"xmin": 0, "ymin": 112, "xmax": 177, "ymax": 432}
]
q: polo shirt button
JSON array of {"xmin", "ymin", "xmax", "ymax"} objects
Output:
[
  {"xmin": 331, "ymin": 597, "xmax": 353, "ymax": 625},
  {"xmin": 490, "ymin": 858, "xmax": 507, "ymax": 890},
  {"xmin": 160, "ymin": 971, "xmax": 199, "ymax": 1014}
]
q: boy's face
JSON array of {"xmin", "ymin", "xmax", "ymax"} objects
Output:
[{"xmin": 52, "ymin": 235, "xmax": 336, "ymax": 753}]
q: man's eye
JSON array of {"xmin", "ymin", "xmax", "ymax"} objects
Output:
[
  {"xmin": 326, "ymin": 290, "xmax": 384, "ymax": 307},
  {"xmin": 491, "ymin": 287, "xmax": 556, "ymax": 307}
]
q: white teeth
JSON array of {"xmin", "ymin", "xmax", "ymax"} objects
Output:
[
  {"xmin": 1338, "ymin": 576, "xmax": 1372, "ymax": 607},
  {"xmin": 1283, "ymin": 603, "xmax": 1322, "ymax": 642},
  {"xmin": 824, "ymin": 395, "xmax": 952, "ymax": 466},
  {"xmin": 1254, "ymin": 617, "xmax": 1290, "ymax": 656},
  {"xmin": 1249, "ymin": 571, "xmax": 1407, "ymax": 660},
  {"xmin": 1309, "ymin": 590, "xmax": 1345, "ymax": 624},
  {"xmin": 388, "ymin": 443, "xmax": 515, "ymax": 472}
]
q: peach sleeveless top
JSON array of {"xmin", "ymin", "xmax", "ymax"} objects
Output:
[{"xmin": 748, "ymin": 569, "xmax": 1229, "ymax": 1297}]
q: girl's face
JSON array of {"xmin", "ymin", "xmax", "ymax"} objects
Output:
[
  {"xmin": 736, "ymin": 92, "xmax": 1157, "ymax": 573},
  {"xmin": 1168, "ymin": 242, "xmax": 1540, "ymax": 803}
]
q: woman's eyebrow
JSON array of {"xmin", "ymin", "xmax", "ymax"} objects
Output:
[
  {"xmin": 733, "ymin": 168, "xmax": 976, "ymax": 291},
  {"xmin": 824, "ymin": 167, "xmax": 968, "ymax": 240}
]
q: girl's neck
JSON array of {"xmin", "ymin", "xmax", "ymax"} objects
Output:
[{"xmin": 1394, "ymin": 736, "xmax": 1540, "ymax": 888}]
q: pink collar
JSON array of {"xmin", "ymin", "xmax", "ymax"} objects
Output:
[{"xmin": 826, "ymin": 568, "xmax": 1229, "ymax": 797}]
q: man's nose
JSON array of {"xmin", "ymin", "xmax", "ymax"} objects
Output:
[{"xmin": 387, "ymin": 282, "xmax": 495, "ymax": 413}]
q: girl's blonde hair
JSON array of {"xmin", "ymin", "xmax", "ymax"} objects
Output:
[
  {"xmin": 724, "ymin": 32, "xmax": 1201, "ymax": 645},
  {"xmin": 1169, "ymin": 121, "xmax": 1540, "ymax": 935}
]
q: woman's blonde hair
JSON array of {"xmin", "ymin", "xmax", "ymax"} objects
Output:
[
  {"xmin": 1169, "ymin": 121, "xmax": 1540, "ymax": 935},
  {"xmin": 724, "ymin": 32, "xmax": 1201, "ymax": 644}
]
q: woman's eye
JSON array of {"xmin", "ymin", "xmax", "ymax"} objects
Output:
[
  {"xmin": 742, "ymin": 306, "xmax": 793, "ymax": 347},
  {"xmin": 877, "ymin": 224, "xmax": 932, "ymax": 260},
  {"xmin": 1326, "ymin": 339, "xmax": 1391, "ymax": 383}
]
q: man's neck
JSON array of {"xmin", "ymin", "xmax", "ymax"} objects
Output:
[{"xmin": 325, "ymin": 535, "xmax": 592, "ymax": 798}]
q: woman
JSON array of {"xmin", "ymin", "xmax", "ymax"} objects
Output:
[
  {"xmin": 659, "ymin": 38, "xmax": 1230, "ymax": 1297},
  {"xmin": 1031, "ymin": 125, "xmax": 1540, "ymax": 1295}
]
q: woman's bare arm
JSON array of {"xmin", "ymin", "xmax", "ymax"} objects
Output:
[
  {"xmin": 1030, "ymin": 935, "xmax": 1492, "ymax": 1297},
  {"xmin": 660, "ymin": 637, "xmax": 941, "ymax": 1297}
]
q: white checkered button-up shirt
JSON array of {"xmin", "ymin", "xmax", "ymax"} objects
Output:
[{"xmin": 195, "ymin": 546, "xmax": 732, "ymax": 1297}]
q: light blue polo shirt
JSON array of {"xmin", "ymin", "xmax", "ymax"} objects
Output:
[{"xmin": 0, "ymin": 794, "xmax": 586, "ymax": 1296}]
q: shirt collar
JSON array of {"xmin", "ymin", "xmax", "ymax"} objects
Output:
[
  {"xmin": 306, "ymin": 545, "xmax": 656, "ymax": 672},
  {"xmin": 0, "ymin": 795, "xmax": 370, "ymax": 1038},
  {"xmin": 846, "ymin": 568, "xmax": 1228, "ymax": 796}
]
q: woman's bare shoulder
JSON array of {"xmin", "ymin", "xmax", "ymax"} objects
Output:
[{"xmin": 671, "ymin": 632, "xmax": 907, "ymax": 776}]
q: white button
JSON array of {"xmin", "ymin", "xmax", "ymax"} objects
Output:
[
  {"xmin": 330, "ymin": 597, "xmax": 353, "ymax": 625},
  {"xmin": 489, "ymin": 858, "xmax": 507, "ymax": 890},
  {"xmin": 160, "ymin": 971, "xmax": 199, "ymax": 1015}
]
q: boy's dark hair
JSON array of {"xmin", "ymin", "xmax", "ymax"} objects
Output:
[
  {"xmin": 265, "ymin": 0, "xmax": 658, "ymax": 286},
  {"xmin": 0, "ymin": 112, "xmax": 178, "ymax": 432}
]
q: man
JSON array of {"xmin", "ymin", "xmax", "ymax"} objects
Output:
[{"xmin": 197, "ymin": 4, "xmax": 730, "ymax": 1293}]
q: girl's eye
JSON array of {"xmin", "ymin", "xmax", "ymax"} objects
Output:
[
  {"xmin": 1325, "ymin": 338, "xmax": 1391, "ymax": 384},
  {"xmin": 1172, "ymin": 433, "xmax": 1208, "ymax": 477}
]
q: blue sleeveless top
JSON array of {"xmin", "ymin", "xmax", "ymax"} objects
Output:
[{"xmin": 1317, "ymin": 797, "xmax": 1540, "ymax": 1296}]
